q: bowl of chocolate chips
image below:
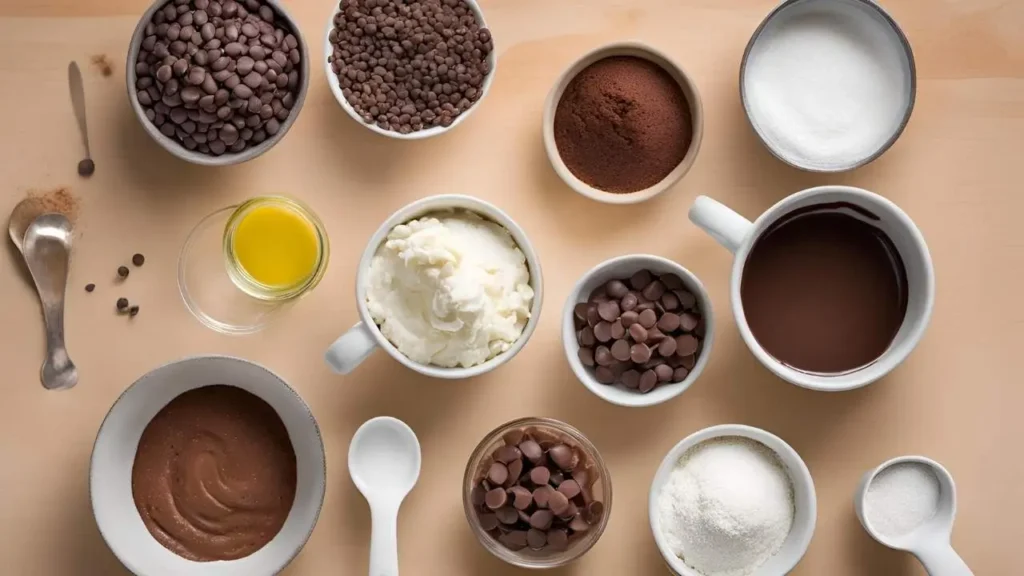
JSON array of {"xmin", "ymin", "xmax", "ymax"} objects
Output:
[
  {"xmin": 127, "ymin": 0, "xmax": 309, "ymax": 165},
  {"xmin": 563, "ymin": 255, "xmax": 715, "ymax": 408},
  {"xmin": 324, "ymin": 0, "xmax": 496, "ymax": 138},
  {"xmin": 464, "ymin": 418, "xmax": 611, "ymax": 568}
]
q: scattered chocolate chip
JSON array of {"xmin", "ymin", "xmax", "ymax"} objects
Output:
[
  {"xmin": 117, "ymin": 266, "xmax": 130, "ymax": 279},
  {"xmin": 78, "ymin": 158, "xmax": 95, "ymax": 177},
  {"xmin": 129, "ymin": 305, "xmax": 141, "ymax": 317},
  {"xmin": 132, "ymin": 253, "xmax": 146, "ymax": 266},
  {"xmin": 85, "ymin": 283, "xmax": 95, "ymax": 292},
  {"xmin": 116, "ymin": 297, "xmax": 129, "ymax": 311}
]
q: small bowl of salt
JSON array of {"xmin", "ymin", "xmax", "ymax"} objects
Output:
[
  {"xmin": 740, "ymin": 0, "xmax": 916, "ymax": 172},
  {"xmin": 854, "ymin": 456, "xmax": 974, "ymax": 574},
  {"xmin": 648, "ymin": 424, "xmax": 816, "ymax": 576}
]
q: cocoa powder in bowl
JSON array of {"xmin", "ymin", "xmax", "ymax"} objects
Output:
[{"xmin": 553, "ymin": 56, "xmax": 692, "ymax": 194}]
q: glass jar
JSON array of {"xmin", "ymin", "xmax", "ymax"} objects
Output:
[{"xmin": 462, "ymin": 417, "xmax": 612, "ymax": 568}]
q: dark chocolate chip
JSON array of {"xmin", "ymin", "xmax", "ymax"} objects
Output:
[
  {"xmin": 495, "ymin": 506, "xmax": 519, "ymax": 525},
  {"xmin": 509, "ymin": 486, "xmax": 532, "ymax": 510},
  {"xmin": 479, "ymin": 512, "xmax": 499, "ymax": 531},
  {"xmin": 579, "ymin": 326, "xmax": 596, "ymax": 347},
  {"xmin": 621, "ymin": 369, "xmax": 640, "ymax": 389},
  {"xmin": 673, "ymin": 366, "xmax": 690, "ymax": 382},
  {"xmin": 680, "ymin": 312, "xmax": 700, "ymax": 332},
  {"xmin": 494, "ymin": 445, "xmax": 522, "ymax": 464},
  {"xmin": 485, "ymin": 487, "xmax": 507, "ymax": 510},
  {"xmin": 557, "ymin": 479, "xmax": 581, "ymax": 499},
  {"xmin": 84, "ymin": 283, "xmax": 95, "ymax": 292},
  {"xmin": 620, "ymin": 292, "xmax": 638, "ymax": 311},
  {"xmin": 642, "ymin": 280, "xmax": 666, "ymax": 301},
  {"xmin": 655, "ymin": 364, "xmax": 674, "ymax": 382},
  {"xmin": 630, "ymin": 343, "xmax": 652, "ymax": 364},
  {"xmin": 594, "ymin": 346, "xmax": 612, "ymax": 366},
  {"xmin": 498, "ymin": 530, "xmax": 528, "ymax": 550},
  {"xmin": 548, "ymin": 490, "xmax": 570, "ymax": 516},
  {"xmin": 547, "ymin": 529, "xmax": 569, "ymax": 550},
  {"xmin": 526, "ymin": 528, "xmax": 547, "ymax": 550},
  {"xmin": 132, "ymin": 253, "xmax": 145, "ymax": 266},
  {"xmin": 628, "ymin": 323, "xmax": 648, "ymax": 343},
  {"xmin": 519, "ymin": 440, "xmax": 543, "ymax": 463},
  {"xmin": 487, "ymin": 462, "xmax": 508, "ymax": 485},
  {"xmin": 116, "ymin": 297, "xmax": 129, "ymax": 311},
  {"xmin": 530, "ymin": 466, "xmax": 550, "ymax": 486},
  {"xmin": 658, "ymin": 313, "xmax": 681, "ymax": 332},
  {"xmin": 593, "ymin": 321, "xmax": 613, "ymax": 342},
  {"xmin": 529, "ymin": 509, "xmax": 554, "ymax": 530},
  {"xmin": 78, "ymin": 158, "xmax": 95, "ymax": 177},
  {"xmin": 578, "ymin": 347, "xmax": 595, "ymax": 367},
  {"xmin": 658, "ymin": 337, "xmax": 678, "ymax": 357},
  {"xmin": 605, "ymin": 279, "xmax": 628, "ymax": 298},
  {"xmin": 595, "ymin": 366, "xmax": 614, "ymax": 384},
  {"xmin": 117, "ymin": 266, "xmax": 130, "ymax": 278},
  {"xmin": 629, "ymin": 269, "xmax": 652, "ymax": 290},
  {"xmin": 610, "ymin": 339, "xmax": 631, "ymax": 362},
  {"xmin": 549, "ymin": 444, "xmax": 573, "ymax": 470},
  {"xmin": 129, "ymin": 305, "xmax": 140, "ymax": 317},
  {"xmin": 676, "ymin": 334, "xmax": 699, "ymax": 356},
  {"xmin": 620, "ymin": 310, "xmax": 639, "ymax": 326},
  {"xmin": 638, "ymin": 308, "xmax": 658, "ymax": 328},
  {"xmin": 597, "ymin": 300, "xmax": 620, "ymax": 322}
]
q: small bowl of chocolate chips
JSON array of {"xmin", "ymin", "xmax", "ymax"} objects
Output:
[
  {"xmin": 324, "ymin": 0, "xmax": 496, "ymax": 139},
  {"xmin": 127, "ymin": 0, "xmax": 310, "ymax": 165},
  {"xmin": 563, "ymin": 254, "xmax": 715, "ymax": 407},
  {"xmin": 463, "ymin": 417, "xmax": 611, "ymax": 568}
]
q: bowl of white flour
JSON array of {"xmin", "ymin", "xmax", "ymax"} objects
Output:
[
  {"xmin": 740, "ymin": 0, "xmax": 916, "ymax": 172},
  {"xmin": 648, "ymin": 424, "xmax": 816, "ymax": 576}
]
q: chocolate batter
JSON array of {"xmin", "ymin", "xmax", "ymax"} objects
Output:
[
  {"xmin": 131, "ymin": 385, "xmax": 297, "ymax": 562},
  {"xmin": 741, "ymin": 204, "xmax": 908, "ymax": 374}
]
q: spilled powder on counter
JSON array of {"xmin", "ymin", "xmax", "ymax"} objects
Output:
[
  {"xmin": 658, "ymin": 437, "xmax": 794, "ymax": 576},
  {"xmin": 864, "ymin": 462, "xmax": 940, "ymax": 538},
  {"xmin": 9, "ymin": 187, "xmax": 80, "ymax": 244}
]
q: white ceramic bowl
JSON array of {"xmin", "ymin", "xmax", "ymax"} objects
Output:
[
  {"xmin": 90, "ymin": 356, "xmax": 326, "ymax": 576},
  {"xmin": 562, "ymin": 255, "xmax": 714, "ymax": 408},
  {"xmin": 324, "ymin": 194, "xmax": 543, "ymax": 379},
  {"xmin": 543, "ymin": 41, "xmax": 704, "ymax": 204},
  {"xmin": 323, "ymin": 0, "xmax": 497, "ymax": 140},
  {"xmin": 126, "ymin": 0, "xmax": 310, "ymax": 166},
  {"xmin": 649, "ymin": 424, "xmax": 817, "ymax": 576}
]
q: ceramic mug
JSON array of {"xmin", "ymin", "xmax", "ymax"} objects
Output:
[
  {"xmin": 324, "ymin": 194, "xmax": 544, "ymax": 379},
  {"xmin": 688, "ymin": 186, "xmax": 934, "ymax": 391}
]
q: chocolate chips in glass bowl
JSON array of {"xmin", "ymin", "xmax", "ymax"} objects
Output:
[
  {"xmin": 574, "ymin": 269, "xmax": 707, "ymax": 394},
  {"xmin": 326, "ymin": 0, "xmax": 494, "ymax": 135},
  {"xmin": 130, "ymin": 0, "xmax": 305, "ymax": 158},
  {"xmin": 466, "ymin": 423, "xmax": 608, "ymax": 560}
]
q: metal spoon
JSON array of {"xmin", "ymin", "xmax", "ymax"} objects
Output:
[
  {"xmin": 349, "ymin": 417, "xmax": 421, "ymax": 576},
  {"xmin": 20, "ymin": 214, "xmax": 78, "ymax": 390},
  {"xmin": 68, "ymin": 62, "xmax": 94, "ymax": 177}
]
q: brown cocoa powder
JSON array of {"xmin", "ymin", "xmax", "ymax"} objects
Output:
[
  {"xmin": 9, "ymin": 187, "xmax": 80, "ymax": 244},
  {"xmin": 553, "ymin": 56, "xmax": 692, "ymax": 194}
]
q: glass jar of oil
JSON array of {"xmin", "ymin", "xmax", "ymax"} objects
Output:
[{"xmin": 223, "ymin": 196, "xmax": 330, "ymax": 301}]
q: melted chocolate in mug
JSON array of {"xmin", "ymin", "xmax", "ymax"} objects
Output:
[
  {"xmin": 740, "ymin": 203, "xmax": 908, "ymax": 374},
  {"xmin": 132, "ymin": 385, "xmax": 297, "ymax": 562}
]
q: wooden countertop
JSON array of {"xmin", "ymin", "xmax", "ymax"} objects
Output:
[{"xmin": 0, "ymin": 0, "xmax": 1020, "ymax": 574}]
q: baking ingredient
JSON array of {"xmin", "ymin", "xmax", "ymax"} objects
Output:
[
  {"xmin": 469, "ymin": 425, "xmax": 604, "ymax": 553},
  {"xmin": 865, "ymin": 462, "xmax": 940, "ymax": 538},
  {"xmin": 117, "ymin": 265, "xmax": 129, "ymax": 279},
  {"xmin": 9, "ymin": 188, "xmax": 80, "ymax": 246},
  {"xmin": 90, "ymin": 54, "xmax": 113, "ymax": 77},
  {"xmin": 85, "ymin": 283, "xmax": 95, "ymax": 292},
  {"xmin": 132, "ymin": 385, "xmax": 296, "ymax": 561},
  {"xmin": 77, "ymin": 159, "xmax": 95, "ymax": 177},
  {"xmin": 132, "ymin": 253, "xmax": 145, "ymax": 266},
  {"xmin": 231, "ymin": 201, "xmax": 320, "ymax": 288},
  {"xmin": 743, "ymin": 0, "xmax": 912, "ymax": 169},
  {"xmin": 658, "ymin": 437, "xmax": 794, "ymax": 576},
  {"xmin": 328, "ymin": 0, "xmax": 493, "ymax": 133},
  {"xmin": 116, "ymin": 297, "xmax": 129, "ymax": 312},
  {"xmin": 741, "ymin": 204, "xmax": 907, "ymax": 374},
  {"xmin": 366, "ymin": 210, "xmax": 533, "ymax": 368},
  {"xmin": 134, "ymin": 0, "xmax": 302, "ymax": 155},
  {"xmin": 129, "ymin": 305, "xmax": 141, "ymax": 317},
  {"xmin": 574, "ymin": 270, "xmax": 705, "ymax": 392},
  {"xmin": 554, "ymin": 56, "xmax": 692, "ymax": 193}
]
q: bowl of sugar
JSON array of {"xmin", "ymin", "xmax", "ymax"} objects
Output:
[
  {"xmin": 648, "ymin": 424, "xmax": 816, "ymax": 576},
  {"xmin": 740, "ymin": 0, "xmax": 916, "ymax": 172}
]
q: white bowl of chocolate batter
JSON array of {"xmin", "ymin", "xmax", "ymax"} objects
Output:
[{"xmin": 90, "ymin": 355, "xmax": 326, "ymax": 576}]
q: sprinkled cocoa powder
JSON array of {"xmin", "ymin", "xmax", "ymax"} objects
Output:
[
  {"xmin": 9, "ymin": 187, "xmax": 80, "ymax": 244},
  {"xmin": 553, "ymin": 56, "xmax": 692, "ymax": 193}
]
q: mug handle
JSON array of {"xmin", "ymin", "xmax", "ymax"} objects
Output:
[
  {"xmin": 688, "ymin": 196, "xmax": 754, "ymax": 254},
  {"xmin": 325, "ymin": 322, "xmax": 379, "ymax": 374}
]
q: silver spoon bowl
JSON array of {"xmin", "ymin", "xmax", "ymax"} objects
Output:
[{"xmin": 19, "ymin": 213, "xmax": 77, "ymax": 390}]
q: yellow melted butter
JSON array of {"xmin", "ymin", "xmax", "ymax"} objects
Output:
[{"xmin": 231, "ymin": 203, "xmax": 319, "ymax": 288}]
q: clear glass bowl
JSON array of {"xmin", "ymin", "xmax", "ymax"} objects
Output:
[
  {"xmin": 462, "ymin": 417, "xmax": 612, "ymax": 568},
  {"xmin": 178, "ymin": 196, "xmax": 329, "ymax": 334}
]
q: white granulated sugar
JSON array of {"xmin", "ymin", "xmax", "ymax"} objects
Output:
[
  {"xmin": 657, "ymin": 437, "xmax": 795, "ymax": 576},
  {"xmin": 744, "ymin": 0, "xmax": 912, "ymax": 169},
  {"xmin": 865, "ymin": 462, "xmax": 940, "ymax": 538}
]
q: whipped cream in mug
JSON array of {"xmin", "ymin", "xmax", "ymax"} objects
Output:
[{"xmin": 365, "ymin": 210, "xmax": 534, "ymax": 369}]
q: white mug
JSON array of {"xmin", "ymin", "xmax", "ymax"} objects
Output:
[
  {"xmin": 688, "ymin": 186, "xmax": 934, "ymax": 391},
  {"xmin": 324, "ymin": 194, "xmax": 544, "ymax": 379}
]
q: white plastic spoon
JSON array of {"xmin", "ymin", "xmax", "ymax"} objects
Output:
[
  {"xmin": 349, "ymin": 417, "xmax": 421, "ymax": 576},
  {"xmin": 855, "ymin": 456, "xmax": 973, "ymax": 576}
]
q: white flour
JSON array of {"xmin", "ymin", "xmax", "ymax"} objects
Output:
[
  {"xmin": 657, "ymin": 438, "xmax": 794, "ymax": 576},
  {"xmin": 864, "ymin": 462, "xmax": 940, "ymax": 538},
  {"xmin": 743, "ymin": 0, "xmax": 912, "ymax": 169}
]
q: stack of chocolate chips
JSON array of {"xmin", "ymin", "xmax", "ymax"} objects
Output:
[
  {"xmin": 470, "ymin": 428, "xmax": 604, "ymax": 553},
  {"xmin": 574, "ymin": 270, "xmax": 705, "ymax": 393}
]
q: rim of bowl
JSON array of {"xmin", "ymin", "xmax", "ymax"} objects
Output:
[
  {"xmin": 738, "ymin": 0, "xmax": 917, "ymax": 173},
  {"xmin": 542, "ymin": 40, "xmax": 704, "ymax": 204},
  {"xmin": 322, "ymin": 0, "xmax": 497, "ymax": 140},
  {"xmin": 462, "ymin": 417, "xmax": 613, "ymax": 568},
  {"xmin": 353, "ymin": 194, "xmax": 544, "ymax": 379},
  {"xmin": 648, "ymin": 424, "xmax": 817, "ymax": 576},
  {"xmin": 126, "ymin": 0, "xmax": 311, "ymax": 166},
  {"xmin": 89, "ymin": 355, "xmax": 327, "ymax": 575},
  {"xmin": 562, "ymin": 255, "xmax": 715, "ymax": 407}
]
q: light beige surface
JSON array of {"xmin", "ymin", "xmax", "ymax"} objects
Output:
[{"xmin": 0, "ymin": 0, "xmax": 1020, "ymax": 574}]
